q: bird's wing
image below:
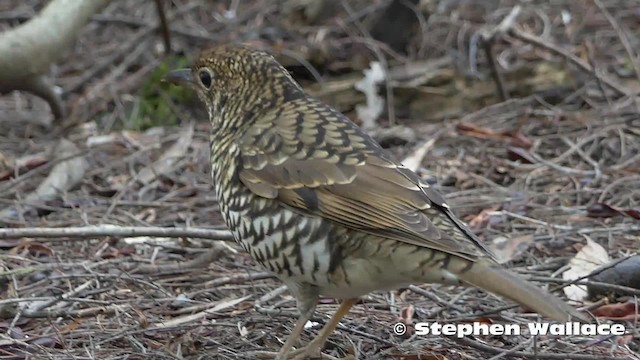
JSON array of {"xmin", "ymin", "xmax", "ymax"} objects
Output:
[{"xmin": 239, "ymin": 98, "xmax": 494, "ymax": 260}]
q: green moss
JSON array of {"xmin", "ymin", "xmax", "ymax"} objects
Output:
[{"xmin": 126, "ymin": 55, "xmax": 193, "ymax": 130}]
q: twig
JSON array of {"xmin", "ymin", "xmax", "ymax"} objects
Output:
[
  {"xmin": 0, "ymin": 225, "xmax": 233, "ymax": 241},
  {"xmin": 454, "ymin": 337, "xmax": 630, "ymax": 360},
  {"xmin": 508, "ymin": 27, "xmax": 632, "ymax": 97},
  {"xmin": 64, "ymin": 2, "xmax": 197, "ymax": 95},
  {"xmin": 278, "ymin": 48, "xmax": 325, "ymax": 86},
  {"xmin": 150, "ymin": 295, "xmax": 252, "ymax": 329},
  {"xmin": 0, "ymin": 150, "xmax": 90, "ymax": 196},
  {"xmin": 528, "ymin": 276, "xmax": 640, "ymax": 297},
  {"xmin": 407, "ymin": 285, "xmax": 467, "ymax": 313},
  {"xmin": 560, "ymin": 137, "xmax": 602, "ymax": 181},
  {"xmin": 133, "ymin": 247, "xmax": 232, "ymax": 274},
  {"xmin": 153, "ymin": 0, "xmax": 171, "ymax": 53},
  {"xmin": 584, "ymin": 39, "xmax": 612, "ymax": 104},
  {"xmin": 2, "ymin": 304, "xmax": 130, "ymax": 319},
  {"xmin": 506, "ymin": 150, "xmax": 597, "ymax": 176},
  {"xmin": 486, "ymin": 337, "xmax": 535, "ymax": 360},
  {"xmin": 479, "ymin": 5, "xmax": 521, "ymax": 101},
  {"xmin": 593, "ymin": 0, "xmax": 640, "ymax": 84},
  {"xmin": 188, "ymin": 271, "xmax": 275, "ymax": 298},
  {"xmin": 490, "ymin": 210, "xmax": 573, "ymax": 230}
]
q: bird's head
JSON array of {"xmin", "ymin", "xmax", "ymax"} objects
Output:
[{"xmin": 164, "ymin": 44, "xmax": 303, "ymax": 129}]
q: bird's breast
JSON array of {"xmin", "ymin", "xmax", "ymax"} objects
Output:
[
  {"xmin": 208, "ymin": 135, "xmax": 455, "ymax": 297},
  {"xmin": 210, "ymin": 138, "xmax": 336, "ymax": 283}
]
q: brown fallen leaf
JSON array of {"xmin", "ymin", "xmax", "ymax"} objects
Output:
[
  {"xmin": 466, "ymin": 206, "xmax": 500, "ymax": 229},
  {"xmin": 488, "ymin": 234, "xmax": 535, "ymax": 264},
  {"xmin": 462, "ymin": 317, "xmax": 493, "ymax": 325},
  {"xmin": 9, "ymin": 241, "xmax": 55, "ymax": 257},
  {"xmin": 136, "ymin": 122, "xmax": 194, "ymax": 185},
  {"xmin": 456, "ymin": 122, "xmax": 533, "ymax": 148},
  {"xmin": 587, "ymin": 203, "xmax": 640, "ymax": 220},
  {"xmin": 58, "ymin": 319, "xmax": 82, "ymax": 333},
  {"xmin": 0, "ymin": 138, "xmax": 88, "ymax": 221},
  {"xmin": 0, "ymin": 153, "xmax": 48, "ymax": 181},
  {"xmin": 592, "ymin": 300, "xmax": 638, "ymax": 320},
  {"xmin": 400, "ymin": 304, "xmax": 415, "ymax": 326},
  {"xmin": 616, "ymin": 334, "xmax": 634, "ymax": 346}
]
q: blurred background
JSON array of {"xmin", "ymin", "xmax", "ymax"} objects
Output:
[{"xmin": 0, "ymin": 1, "xmax": 638, "ymax": 359}]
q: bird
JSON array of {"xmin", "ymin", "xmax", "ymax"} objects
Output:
[{"xmin": 164, "ymin": 44, "xmax": 588, "ymax": 360}]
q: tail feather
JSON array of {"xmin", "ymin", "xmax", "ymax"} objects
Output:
[{"xmin": 455, "ymin": 261, "xmax": 590, "ymax": 323}]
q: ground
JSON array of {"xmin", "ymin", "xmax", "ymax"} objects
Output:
[{"xmin": 0, "ymin": 0, "xmax": 639, "ymax": 359}]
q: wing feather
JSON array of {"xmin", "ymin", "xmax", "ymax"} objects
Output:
[{"xmin": 239, "ymin": 98, "xmax": 494, "ymax": 260}]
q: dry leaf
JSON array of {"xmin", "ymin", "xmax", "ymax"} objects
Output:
[
  {"xmin": 401, "ymin": 139, "xmax": 436, "ymax": 172},
  {"xmin": 587, "ymin": 203, "xmax": 640, "ymax": 220},
  {"xmin": 616, "ymin": 334, "xmax": 634, "ymax": 346},
  {"xmin": 238, "ymin": 323, "xmax": 249, "ymax": 337},
  {"xmin": 28, "ymin": 139, "xmax": 87, "ymax": 201},
  {"xmin": 592, "ymin": 301, "xmax": 638, "ymax": 320},
  {"xmin": 400, "ymin": 304, "xmax": 415, "ymax": 325},
  {"xmin": 456, "ymin": 122, "xmax": 533, "ymax": 148},
  {"xmin": 0, "ymin": 138, "xmax": 88, "ymax": 220},
  {"xmin": 0, "ymin": 152, "xmax": 48, "ymax": 181},
  {"xmin": 562, "ymin": 238, "xmax": 611, "ymax": 301},
  {"xmin": 59, "ymin": 319, "xmax": 82, "ymax": 333},
  {"xmin": 136, "ymin": 122, "xmax": 194, "ymax": 185},
  {"xmin": 488, "ymin": 235, "xmax": 534, "ymax": 264},
  {"xmin": 86, "ymin": 133, "xmax": 124, "ymax": 148},
  {"xmin": 466, "ymin": 207, "xmax": 499, "ymax": 229},
  {"xmin": 304, "ymin": 320, "xmax": 320, "ymax": 329},
  {"xmin": 9, "ymin": 241, "xmax": 55, "ymax": 257}
]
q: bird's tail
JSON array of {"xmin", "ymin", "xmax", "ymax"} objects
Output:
[{"xmin": 455, "ymin": 260, "xmax": 590, "ymax": 323}]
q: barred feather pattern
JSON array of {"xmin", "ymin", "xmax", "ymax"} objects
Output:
[
  {"xmin": 210, "ymin": 131, "xmax": 470, "ymax": 299},
  {"xmin": 174, "ymin": 43, "xmax": 586, "ymax": 322}
]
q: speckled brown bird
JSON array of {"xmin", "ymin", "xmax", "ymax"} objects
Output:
[{"xmin": 164, "ymin": 44, "xmax": 588, "ymax": 360}]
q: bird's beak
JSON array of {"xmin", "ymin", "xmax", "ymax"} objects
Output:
[{"xmin": 163, "ymin": 68, "xmax": 194, "ymax": 86}]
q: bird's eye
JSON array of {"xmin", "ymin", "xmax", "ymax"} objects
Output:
[{"xmin": 198, "ymin": 69, "xmax": 212, "ymax": 89}]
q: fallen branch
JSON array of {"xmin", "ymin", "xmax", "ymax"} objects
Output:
[
  {"xmin": 0, "ymin": 0, "xmax": 112, "ymax": 121},
  {"xmin": 0, "ymin": 225, "xmax": 234, "ymax": 241}
]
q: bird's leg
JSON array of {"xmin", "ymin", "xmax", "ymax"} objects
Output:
[
  {"xmin": 288, "ymin": 298, "xmax": 358, "ymax": 360},
  {"xmin": 275, "ymin": 293, "xmax": 318, "ymax": 360}
]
